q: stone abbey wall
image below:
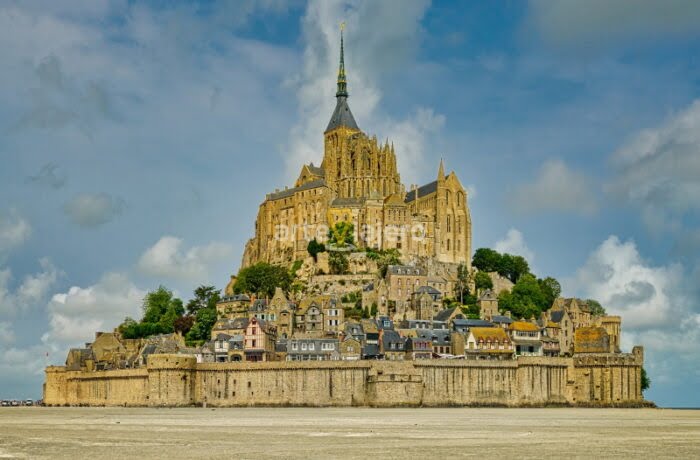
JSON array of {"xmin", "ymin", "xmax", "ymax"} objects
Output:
[{"xmin": 44, "ymin": 348, "xmax": 644, "ymax": 407}]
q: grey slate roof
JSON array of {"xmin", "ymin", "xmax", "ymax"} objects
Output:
[
  {"xmin": 362, "ymin": 344, "xmax": 380, "ymax": 357},
  {"xmin": 434, "ymin": 307, "xmax": 459, "ymax": 322},
  {"xmin": 268, "ymin": 179, "xmax": 326, "ymax": 201},
  {"xmin": 405, "ymin": 180, "xmax": 438, "ymax": 203},
  {"xmin": 453, "ymin": 319, "xmax": 494, "ymax": 328},
  {"xmin": 491, "ymin": 315, "xmax": 514, "ymax": 324},
  {"xmin": 415, "ymin": 285, "xmax": 441, "ymax": 295},
  {"xmin": 325, "ymin": 96, "xmax": 359, "ymax": 132},
  {"xmin": 550, "ymin": 310, "xmax": 565, "ymax": 323},
  {"xmin": 387, "ymin": 265, "xmax": 426, "ymax": 276}
]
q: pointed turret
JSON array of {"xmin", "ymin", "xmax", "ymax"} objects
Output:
[
  {"xmin": 325, "ymin": 24, "xmax": 359, "ymax": 133},
  {"xmin": 438, "ymin": 158, "xmax": 445, "ymax": 181}
]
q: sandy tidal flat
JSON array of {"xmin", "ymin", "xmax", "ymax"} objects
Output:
[{"xmin": 0, "ymin": 407, "xmax": 699, "ymax": 459}]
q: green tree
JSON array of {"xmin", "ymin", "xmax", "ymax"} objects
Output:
[
  {"xmin": 641, "ymin": 367, "xmax": 651, "ymax": 392},
  {"xmin": 328, "ymin": 222, "xmax": 355, "ymax": 247},
  {"xmin": 456, "ymin": 263, "xmax": 470, "ymax": 303},
  {"xmin": 538, "ymin": 277, "xmax": 561, "ymax": 309},
  {"xmin": 587, "ymin": 298, "xmax": 607, "ymax": 316},
  {"xmin": 370, "ymin": 303, "xmax": 378, "ymax": 317},
  {"xmin": 472, "ymin": 248, "xmax": 501, "ymax": 272},
  {"xmin": 185, "ymin": 307, "xmax": 218, "ymax": 345},
  {"xmin": 306, "ymin": 239, "xmax": 326, "ymax": 261},
  {"xmin": 498, "ymin": 274, "xmax": 547, "ymax": 319},
  {"xmin": 329, "ymin": 251, "xmax": 349, "ymax": 275},
  {"xmin": 185, "ymin": 285, "xmax": 219, "ymax": 315},
  {"xmin": 142, "ymin": 286, "xmax": 182, "ymax": 324},
  {"xmin": 234, "ymin": 262, "xmax": 292, "ymax": 298},
  {"xmin": 376, "ymin": 248, "xmax": 401, "ymax": 278},
  {"xmin": 474, "ymin": 271, "xmax": 493, "ymax": 292}
]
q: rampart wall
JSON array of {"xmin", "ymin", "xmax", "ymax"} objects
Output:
[{"xmin": 43, "ymin": 348, "xmax": 644, "ymax": 407}]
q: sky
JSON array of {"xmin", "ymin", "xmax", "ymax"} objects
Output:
[{"xmin": 0, "ymin": 0, "xmax": 699, "ymax": 407}]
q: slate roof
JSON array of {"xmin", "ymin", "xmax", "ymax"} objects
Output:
[
  {"xmin": 491, "ymin": 315, "xmax": 513, "ymax": 324},
  {"xmin": 362, "ymin": 344, "xmax": 380, "ymax": 357},
  {"xmin": 267, "ymin": 179, "xmax": 326, "ymax": 201},
  {"xmin": 404, "ymin": 180, "xmax": 438, "ymax": 203},
  {"xmin": 381, "ymin": 330, "xmax": 404, "ymax": 348},
  {"xmin": 550, "ymin": 310, "xmax": 566, "ymax": 323},
  {"xmin": 325, "ymin": 96, "xmax": 359, "ymax": 132},
  {"xmin": 387, "ymin": 265, "xmax": 426, "ymax": 276},
  {"xmin": 434, "ymin": 307, "xmax": 458, "ymax": 322},
  {"xmin": 415, "ymin": 285, "xmax": 441, "ymax": 295},
  {"xmin": 417, "ymin": 328, "xmax": 451, "ymax": 344},
  {"xmin": 453, "ymin": 319, "xmax": 494, "ymax": 328}
]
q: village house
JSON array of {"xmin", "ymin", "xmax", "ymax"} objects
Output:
[
  {"xmin": 508, "ymin": 321, "xmax": 543, "ymax": 357},
  {"xmin": 339, "ymin": 336, "xmax": 362, "ymax": 360},
  {"xmin": 286, "ymin": 338, "xmax": 340, "ymax": 361},
  {"xmin": 404, "ymin": 336, "xmax": 432, "ymax": 360},
  {"xmin": 244, "ymin": 318, "xmax": 277, "ymax": 362},
  {"xmin": 215, "ymin": 293, "xmax": 250, "ymax": 319},
  {"xmin": 380, "ymin": 329, "xmax": 406, "ymax": 360},
  {"xmin": 465, "ymin": 327, "xmax": 514, "ymax": 360},
  {"xmin": 477, "ymin": 289, "xmax": 499, "ymax": 320},
  {"xmin": 210, "ymin": 317, "xmax": 249, "ymax": 340}
]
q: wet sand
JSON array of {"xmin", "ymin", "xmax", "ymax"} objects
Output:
[{"xmin": 0, "ymin": 407, "xmax": 698, "ymax": 459}]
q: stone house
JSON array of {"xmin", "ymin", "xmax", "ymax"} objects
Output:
[
  {"xmin": 339, "ymin": 336, "xmax": 361, "ymax": 360},
  {"xmin": 216, "ymin": 293, "xmax": 250, "ymax": 319},
  {"xmin": 465, "ymin": 327, "xmax": 514, "ymax": 360},
  {"xmin": 416, "ymin": 328, "xmax": 452, "ymax": 355},
  {"xmin": 286, "ymin": 338, "xmax": 340, "ymax": 361},
  {"xmin": 211, "ymin": 317, "xmax": 249, "ymax": 340},
  {"xmin": 379, "ymin": 329, "xmax": 405, "ymax": 360},
  {"xmin": 477, "ymin": 289, "xmax": 499, "ymax": 320},
  {"xmin": 544, "ymin": 309, "xmax": 574, "ymax": 355},
  {"xmin": 404, "ymin": 336, "xmax": 432, "ymax": 360},
  {"xmin": 385, "ymin": 265, "xmax": 427, "ymax": 314}
]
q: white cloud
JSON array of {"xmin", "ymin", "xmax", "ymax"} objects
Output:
[
  {"xmin": 383, "ymin": 108, "xmax": 446, "ymax": 183},
  {"xmin": 510, "ymin": 159, "xmax": 596, "ymax": 215},
  {"xmin": 63, "ymin": 193, "xmax": 125, "ymax": 227},
  {"xmin": 566, "ymin": 236, "xmax": 683, "ymax": 328},
  {"xmin": 608, "ymin": 99, "xmax": 700, "ymax": 233},
  {"xmin": 527, "ymin": 0, "xmax": 700, "ymax": 48},
  {"xmin": 494, "ymin": 228, "xmax": 535, "ymax": 263},
  {"xmin": 0, "ymin": 210, "xmax": 32, "ymax": 257},
  {"xmin": 564, "ymin": 235, "xmax": 700, "ymax": 397},
  {"xmin": 42, "ymin": 272, "xmax": 145, "ymax": 347},
  {"xmin": 286, "ymin": 0, "xmax": 436, "ymax": 184},
  {"xmin": 0, "ymin": 322, "xmax": 14, "ymax": 345},
  {"xmin": 0, "ymin": 258, "xmax": 60, "ymax": 316},
  {"xmin": 137, "ymin": 236, "xmax": 233, "ymax": 282}
]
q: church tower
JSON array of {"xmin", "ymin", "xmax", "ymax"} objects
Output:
[{"xmin": 322, "ymin": 25, "xmax": 360, "ymax": 194}]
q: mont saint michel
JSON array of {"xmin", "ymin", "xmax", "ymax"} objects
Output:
[{"xmin": 42, "ymin": 30, "xmax": 647, "ymax": 409}]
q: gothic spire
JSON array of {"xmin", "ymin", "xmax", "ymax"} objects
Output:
[
  {"xmin": 336, "ymin": 23, "xmax": 348, "ymax": 98},
  {"xmin": 325, "ymin": 23, "xmax": 359, "ymax": 133},
  {"xmin": 438, "ymin": 158, "xmax": 445, "ymax": 180}
]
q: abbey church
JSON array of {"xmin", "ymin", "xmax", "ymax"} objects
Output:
[{"xmin": 242, "ymin": 32, "xmax": 472, "ymax": 269}]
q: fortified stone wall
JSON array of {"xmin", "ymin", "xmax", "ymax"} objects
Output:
[
  {"xmin": 44, "ymin": 366, "xmax": 149, "ymax": 406},
  {"xmin": 44, "ymin": 351, "xmax": 644, "ymax": 407}
]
